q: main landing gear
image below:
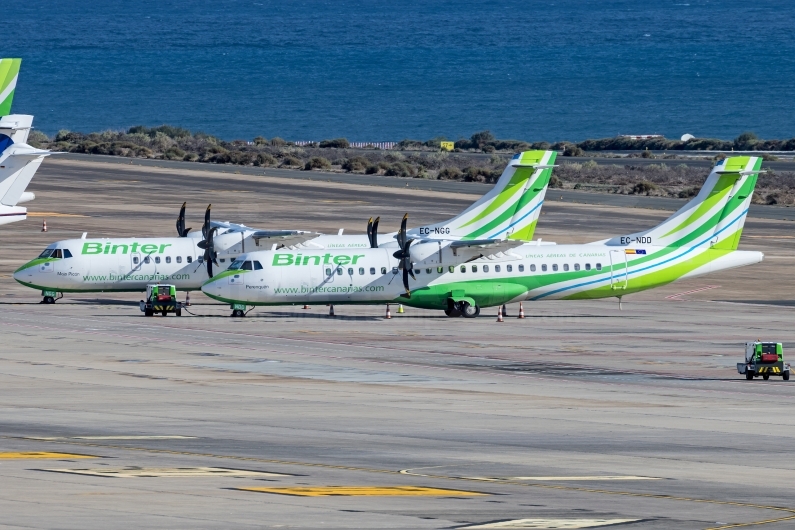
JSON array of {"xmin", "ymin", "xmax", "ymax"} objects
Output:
[{"xmin": 445, "ymin": 301, "xmax": 480, "ymax": 318}]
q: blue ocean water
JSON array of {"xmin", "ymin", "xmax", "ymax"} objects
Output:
[{"xmin": 6, "ymin": 0, "xmax": 795, "ymax": 142}]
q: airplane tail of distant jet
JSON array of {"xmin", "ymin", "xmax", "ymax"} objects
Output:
[
  {"xmin": 601, "ymin": 156, "xmax": 762, "ymax": 251},
  {"xmin": 0, "ymin": 131, "xmax": 51, "ymax": 225},
  {"xmin": 407, "ymin": 150, "xmax": 557, "ymax": 241},
  {"xmin": 0, "ymin": 58, "xmax": 21, "ymax": 116}
]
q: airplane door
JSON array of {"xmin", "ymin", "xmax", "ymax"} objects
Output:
[{"xmin": 609, "ymin": 250, "xmax": 628, "ymax": 291}]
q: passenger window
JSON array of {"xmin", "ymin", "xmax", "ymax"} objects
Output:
[
  {"xmin": 254, "ymin": 261, "xmax": 263, "ymax": 270},
  {"xmin": 133, "ymin": 256, "xmax": 140, "ymax": 265},
  {"xmin": 63, "ymin": 249, "xmax": 73, "ymax": 258},
  {"xmin": 585, "ymin": 263, "xmax": 591, "ymax": 270},
  {"xmin": 381, "ymin": 267, "xmax": 387, "ymax": 274},
  {"xmin": 166, "ymin": 256, "xmax": 171, "ymax": 264},
  {"xmin": 518, "ymin": 264, "xmax": 524, "ymax": 272},
  {"xmin": 370, "ymin": 267, "xmax": 376, "ymax": 275},
  {"xmin": 448, "ymin": 266, "xmax": 455, "ymax": 273},
  {"xmin": 574, "ymin": 263, "xmax": 580, "ymax": 271},
  {"xmin": 176, "ymin": 256, "xmax": 182, "ymax": 264},
  {"xmin": 220, "ymin": 258, "xmax": 225, "ymax": 263},
  {"xmin": 392, "ymin": 267, "xmax": 399, "ymax": 274},
  {"xmin": 241, "ymin": 261, "xmax": 253, "ymax": 271},
  {"xmin": 507, "ymin": 265, "xmax": 513, "ymax": 272},
  {"xmin": 471, "ymin": 265, "xmax": 477, "ymax": 273},
  {"xmin": 541, "ymin": 264, "xmax": 547, "ymax": 272},
  {"xmin": 187, "ymin": 256, "xmax": 193, "ymax": 263},
  {"xmin": 552, "ymin": 264, "xmax": 558, "ymax": 272},
  {"xmin": 415, "ymin": 269, "xmax": 420, "ymax": 275},
  {"xmin": 530, "ymin": 264, "xmax": 536, "ymax": 272},
  {"xmin": 154, "ymin": 256, "xmax": 161, "ymax": 264},
  {"xmin": 495, "ymin": 265, "xmax": 501, "ymax": 272},
  {"xmin": 426, "ymin": 268, "xmax": 432, "ymax": 274},
  {"xmin": 337, "ymin": 267, "xmax": 343, "ymax": 275},
  {"xmin": 144, "ymin": 256, "xmax": 151, "ymax": 264},
  {"xmin": 483, "ymin": 265, "xmax": 489, "ymax": 273},
  {"xmin": 460, "ymin": 265, "xmax": 466, "ymax": 273},
  {"xmin": 596, "ymin": 263, "xmax": 602, "ymax": 270},
  {"xmin": 437, "ymin": 267, "xmax": 443, "ymax": 273},
  {"xmin": 359, "ymin": 267, "xmax": 365, "ymax": 275},
  {"xmin": 563, "ymin": 264, "xmax": 569, "ymax": 272},
  {"xmin": 326, "ymin": 267, "xmax": 332, "ymax": 276},
  {"xmin": 197, "ymin": 256, "xmax": 203, "ymax": 263},
  {"xmin": 348, "ymin": 268, "xmax": 354, "ymax": 275}
]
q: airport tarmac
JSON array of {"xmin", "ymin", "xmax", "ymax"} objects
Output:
[{"xmin": 1, "ymin": 158, "xmax": 794, "ymax": 529}]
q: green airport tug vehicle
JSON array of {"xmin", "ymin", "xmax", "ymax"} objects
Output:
[
  {"xmin": 737, "ymin": 342, "xmax": 790, "ymax": 381},
  {"xmin": 140, "ymin": 284, "xmax": 182, "ymax": 317}
]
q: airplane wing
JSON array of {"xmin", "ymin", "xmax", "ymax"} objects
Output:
[{"xmin": 251, "ymin": 230, "xmax": 322, "ymax": 247}]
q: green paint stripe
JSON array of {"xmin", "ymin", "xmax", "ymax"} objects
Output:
[
  {"xmin": 458, "ymin": 167, "xmax": 531, "ymax": 228},
  {"xmin": 0, "ymin": 58, "xmax": 21, "ymax": 115},
  {"xmin": 14, "ymin": 257, "xmax": 58, "ymax": 273},
  {"xmin": 661, "ymin": 174, "xmax": 737, "ymax": 238}
]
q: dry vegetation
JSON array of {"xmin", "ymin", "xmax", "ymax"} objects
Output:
[{"xmin": 26, "ymin": 126, "xmax": 795, "ymax": 205}]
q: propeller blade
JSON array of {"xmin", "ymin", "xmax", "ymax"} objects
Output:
[
  {"xmin": 367, "ymin": 217, "xmax": 374, "ymax": 247},
  {"xmin": 203, "ymin": 226, "xmax": 217, "ymax": 278},
  {"xmin": 402, "ymin": 267, "xmax": 411, "ymax": 298},
  {"xmin": 176, "ymin": 202, "xmax": 187, "ymax": 237},
  {"xmin": 396, "ymin": 213, "xmax": 408, "ymax": 248},
  {"xmin": 371, "ymin": 216, "xmax": 380, "ymax": 248},
  {"xmin": 202, "ymin": 204, "xmax": 212, "ymax": 240}
]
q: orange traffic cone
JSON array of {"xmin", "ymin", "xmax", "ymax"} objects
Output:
[
  {"xmin": 328, "ymin": 304, "xmax": 335, "ymax": 317},
  {"xmin": 185, "ymin": 292, "xmax": 191, "ymax": 307},
  {"xmin": 41, "ymin": 220, "xmax": 47, "ymax": 232},
  {"xmin": 302, "ymin": 304, "xmax": 310, "ymax": 309},
  {"xmin": 496, "ymin": 305, "xmax": 504, "ymax": 322},
  {"xmin": 385, "ymin": 304, "xmax": 392, "ymax": 319},
  {"xmin": 518, "ymin": 302, "xmax": 525, "ymax": 319}
]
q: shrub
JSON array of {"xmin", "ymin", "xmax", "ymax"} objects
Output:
[
  {"xmin": 254, "ymin": 153, "xmax": 276, "ymax": 166},
  {"xmin": 437, "ymin": 167, "xmax": 463, "ymax": 180},
  {"xmin": 470, "ymin": 130, "xmax": 495, "ymax": 149},
  {"xmin": 183, "ymin": 153, "xmax": 199, "ymax": 162},
  {"xmin": 163, "ymin": 146, "xmax": 186, "ymax": 160},
  {"xmin": 365, "ymin": 165, "xmax": 379, "ymax": 174},
  {"xmin": 384, "ymin": 162, "xmax": 414, "ymax": 177},
  {"xmin": 319, "ymin": 138, "xmax": 349, "ymax": 149},
  {"xmin": 760, "ymin": 153, "xmax": 779, "ymax": 161},
  {"xmin": 631, "ymin": 181, "xmax": 657, "ymax": 195},
  {"xmin": 27, "ymin": 130, "xmax": 49, "ymax": 148},
  {"xmin": 271, "ymin": 137, "xmax": 287, "ymax": 147},
  {"xmin": 55, "ymin": 130, "xmax": 85, "ymax": 143},
  {"xmin": 253, "ymin": 136, "xmax": 268, "ymax": 145},
  {"xmin": 734, "ymin": 131, "xmax": 758, "ymax": 151},
  {"xmin": 640, "ymin": 150, "xmax": 655, "ymax": 159},
  {"xmin": 304, "ymin": 157, "xmax": 331, "ymax": 170},
  {"xmin": 562, "ymin": 144, "xmax": 585, "ymax": 157},
  {"xmin": 281, "ymin": 156, "xmax": 302, "ymax": 167},
  {"xmin": 678, "ymin": 187, "xmax": 698, "ymax": 198},
  {"xmin": 549, "ymin": 175, "xmax": 563, "ymax": 188},
  {"xmin": 342, "ymin": 157, "xmax": 371, "ymax": 172}
]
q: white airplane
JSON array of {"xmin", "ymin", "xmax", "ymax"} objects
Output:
[
  {"xmin": 13, "ymin": 151, "xmax": 557, "ymax": 303},
  {"xmin": 0, "ymin": 58, "xmax": 51, "ymax": 225},
  {"xmin": 201, "ymin": 156, "xmax": 764, "ymax": 317}
]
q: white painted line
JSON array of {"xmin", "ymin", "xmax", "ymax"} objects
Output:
[
  {"xmin": 466, "ymin": 476, "xmax": 660, "ymax": 482},
  {"xmin": 461, "ymin": 518, "xmax": 640, "ymax": 529},
  {"xmin": 26, "ymin": 436, "xmax": 197, "ymax": 440},
  {"xmin": 42, "ymin": 466, "xmax": 289, "ymax": 478},
  {"xmin": 665, "ymin": 285, "xmax": 720, "ymax": 300}
]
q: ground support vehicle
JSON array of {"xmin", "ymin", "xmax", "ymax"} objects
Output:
[
  {"xmin": 738, "ymin": 341, "xmax": 790, "ymax": 381},
  {"xmin": 140, "ymin": 284, "xmax": 182, "ymax": 317}
]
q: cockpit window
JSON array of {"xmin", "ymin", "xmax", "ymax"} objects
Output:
[
  {"xmin": 63, "ymin": 249, "xmax": 73, "ymax": 258},
  {"xmin": 51, "ymin": 249, "xmax": 63, "ymax": 259},
  {"xmin": 241, "ymin": 261, "xmax": 253, "ymax": 271},
  {"xmin": 253, "ymin": 261, "xmax": 263, "ymax": 270},
  {"xmin": 228, "ymin": 260, "xmax": 244, "ymax": 271},
  {"xmin": 38, "ymin": 249, "xmax": 54, "ymax": 258}
]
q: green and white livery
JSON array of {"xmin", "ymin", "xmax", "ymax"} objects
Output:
[
  {"xmin": 201, "ymin": 156, "xmax": 764, "ymax": 316},
  {"xmin": 0, "ymin": 58, "xmax": 21, "ymax": 117},
  {"xmin": 13, "ymin": 151, "xmax": 557, "ymax": 299}
]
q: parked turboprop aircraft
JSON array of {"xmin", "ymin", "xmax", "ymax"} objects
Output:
[
  {"xmin": 13, "ymin": 151, "xmax": 557, "ymax": 302},
  {"xmin": 0, "ymin": 58, "xmax": 53, "ymax": 225},
  {"xmin": 202, "ymin": 156, "xmax": 764, "ymax": 317}
]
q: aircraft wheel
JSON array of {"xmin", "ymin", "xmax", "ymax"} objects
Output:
[
  {"xmin": 461, "ymin": 302, "xmax": 480, "ymax": 318},
  {"xmin": 784, "ymin": 371, "xmax": 790, "ymax": 381},
  {"xmin": 763, "ymin": 374, "xmax": 770, "ymax": 380},
  {"xmin": 745, "ymin": 371, "xmax": 754, "ymax": 380},
  {"xmin": 43, "ymin": 296, "xmax": 55, "ymax": 304},
  {"xmin": 232, "ymin": 309, "xmax": 245, "ymax": 318}
]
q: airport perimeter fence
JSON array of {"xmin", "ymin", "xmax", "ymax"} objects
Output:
[{"xmin": 293, "ymin": 141, "xmax": 397, "ymax": 150}]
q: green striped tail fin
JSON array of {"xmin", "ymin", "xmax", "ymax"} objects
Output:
[{"xmin": 0, "ymin": 59, "xmax": 22, "ymax": 116}]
